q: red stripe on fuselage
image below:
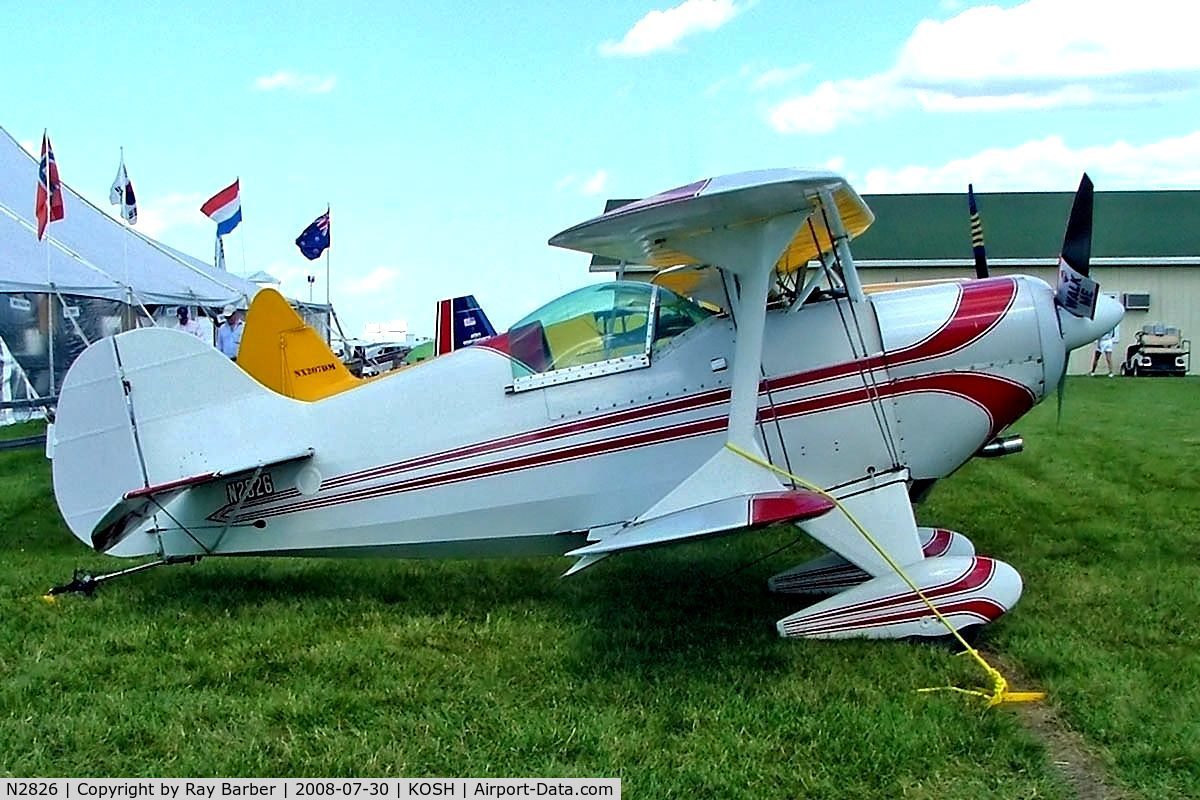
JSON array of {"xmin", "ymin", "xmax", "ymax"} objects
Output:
[
  {"xmin": 307, "ymin": 278, "xmax": 1021, "ymax": 498},
  {"xmin": 760, "ymin": 371, "xmax": 1033, "ymax": 438},
  {"xmin": 215, "ymin": 279, "xmax": 1026, "ymax": 521},
  {"xmin": 765, "ymin": 277, "xmax": 1017, "ymax": 393},
  {"xmin": 216, "ymin": 371, "xmax": 1032, "ymax": 523}
]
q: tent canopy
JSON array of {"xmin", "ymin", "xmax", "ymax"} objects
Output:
[{"xmin": 0, "ymin": 126, "xmax": 260, "ymax": 307}]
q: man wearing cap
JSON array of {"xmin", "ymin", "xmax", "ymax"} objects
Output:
[
  {"xmin": 216, "ymin": 303, "xmax": 244, "ymax": 360},
  {"xmin": 176, "ymin": 306, "xmax": 205, "ymax": 340}
]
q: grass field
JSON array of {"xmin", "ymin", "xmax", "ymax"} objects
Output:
[{"xmin": 1, "ymin": 378, "xmax": 1197, "ymax": 798}]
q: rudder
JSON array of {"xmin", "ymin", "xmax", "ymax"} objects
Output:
[
  {"xmin": 51, "ymin": 328, "xmax": 307, "ymax": 556},
  {"xmin": 238, "ymin": 288, "xmax": 361, "ymax": 401}
]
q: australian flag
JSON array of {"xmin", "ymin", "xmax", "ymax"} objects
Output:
[{"xmin": 295, "ymin": 210, "xmax": 331, "ymax": 260}]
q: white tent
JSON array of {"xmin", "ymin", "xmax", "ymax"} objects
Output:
[
  {"xmin": 0, "ymin": 124, "xmax": 267, "ymax": 402},
  {"xmin": 0, "ymin": 125, "xmax": 259, "ymax": 305}
]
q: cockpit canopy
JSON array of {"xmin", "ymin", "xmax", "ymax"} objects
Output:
[{"xmin": 506, "ymin": 281, "xmax": 711, "ymax": 390}]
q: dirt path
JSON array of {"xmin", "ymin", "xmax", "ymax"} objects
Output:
[
  {"xmin": 987, "ymin": 652, "xmax": 1130, "ymax": 800},
  {"xmin": 1014, "ymin": 700, "xmax": 1128, "ymax": 800}
]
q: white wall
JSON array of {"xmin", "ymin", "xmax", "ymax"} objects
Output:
[{"xmin": 859, "ymin": 265, "xmax": 1198, "ymax": 375}]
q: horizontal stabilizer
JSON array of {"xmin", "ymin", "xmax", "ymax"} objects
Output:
[
  {"xmin": 90, "ymin": 448, "xmax": 314, "ymax": 553},
  {"xmin": 565, "ymin": 489, "xmax": 834, "ymax": 560}
]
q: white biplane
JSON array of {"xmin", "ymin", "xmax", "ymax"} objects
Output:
[{"xmin": 48, "ymin": 169, "xmax": 1121, "ymax": 639}]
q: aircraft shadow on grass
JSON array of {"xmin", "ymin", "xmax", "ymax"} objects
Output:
[{"xmin": 107, "ymin": 534, "xmax": 815, "ymax": 668}]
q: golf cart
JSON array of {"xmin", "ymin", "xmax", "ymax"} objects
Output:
[{"xmin": 1121, "ymin": 324, "xmax": 1190, "ymax": 377}]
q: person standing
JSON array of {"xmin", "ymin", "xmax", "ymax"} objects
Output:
[
  {"xmin": 176, "ymin": 306, "xmax": 205, "ymax": 340},
  {"xmin": 216, "ymin": 304, "xmax": 244, "ymax": 360},
  {"xmin": 1089, "ymin": 325, "xmax": 1119, "ymax": 377}
]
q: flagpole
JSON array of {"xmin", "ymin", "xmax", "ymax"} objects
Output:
[
  {"xmin": 46, "ymin": 233, "xmax": 55, "ymax": 396},
  {"xmin": 42, "ymin": 130, "xmax": 56, "ymax": 396},
  {"xmin": 324, "ymin": 204, "xmax": 331, "ymax": 303},
  {"xmin": 120, "ymin": 147, "xmax": 132, "ymax": 330}
]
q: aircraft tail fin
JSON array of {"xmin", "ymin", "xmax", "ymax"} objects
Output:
[
  {"xmin": 238, "ymin": 288, "xmax": 362, "ymax": 400},
  {"xmin": 434, "ymin": 295, "xmax": 497, "ymax": 356},
  {"xmin": 50, "ymin": 328, "xmax": 312, "ymax": 557}
]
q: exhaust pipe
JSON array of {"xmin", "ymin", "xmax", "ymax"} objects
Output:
[{"xmin": 977, "ymin": 434, "xmax": 1024, "ymax": 459}]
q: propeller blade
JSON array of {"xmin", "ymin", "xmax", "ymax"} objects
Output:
[
  {"xmin": 1054, "ymin": 173, "xmax": 1099, "ymax": 319},
  {"xmin": 1055, "ymin": 357, "xmax": 1068, "ymax": 429},
  {"xmin": 967, "ymin": 183, "xmax": 989, "ymax": 279},
  {"xmin": 1061, "ymin": 173, "xmax": 1094, "ymax": 276}
]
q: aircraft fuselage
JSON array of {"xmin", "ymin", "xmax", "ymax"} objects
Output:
[{"xmin": 96, "ymin": 275, "xmax": 1063, "ymax": 562}]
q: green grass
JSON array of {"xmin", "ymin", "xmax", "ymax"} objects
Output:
[{"xmin": 1, "ymin": 378, "xmax": 1197, "ymax": 797}]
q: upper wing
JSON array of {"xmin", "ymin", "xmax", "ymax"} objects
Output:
[{"xmin": 548, "ymin": 169, "xmax": 873, "ymax": 276}]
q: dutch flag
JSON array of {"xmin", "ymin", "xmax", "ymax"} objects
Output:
[{"xmin": 201, "ymin": 179, "xmax": 242, "ymax": 236}]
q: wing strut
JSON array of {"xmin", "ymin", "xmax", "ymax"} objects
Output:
[{"xmin": 622, "ymin": 210, "xmax": 810, "ymax": 524}]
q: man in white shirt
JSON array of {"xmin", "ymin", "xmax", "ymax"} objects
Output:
[
  {"xmin": 216, "ymin": 303, "xmax": 244, "ymax": 360},
  {"xmin": 1089, "ymin": 325, "xmax": 1119, "ymax": 377},
  {"xmin": 176, "ymin": 306, "xmax": 205, "ymax": 340}
]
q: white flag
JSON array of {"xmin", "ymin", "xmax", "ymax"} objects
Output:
[{"xmin": 109, "ymin": 155, "xmax": 137, "ymax": 225}]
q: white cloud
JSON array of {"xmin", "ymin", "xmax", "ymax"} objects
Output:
[
  {"xmin": 708, "ymin": 62, "xmax": 809, "ymax": 96},
  {"xmin": 824, "ymin": 156, "xmax": 846, "ymax": 173},
  {"xmin": 769, "ymin": 0, "xmax": 1200, "ymax": 134},
  {"xmin": 253, "ymin": 71, "xmax": 337, "ymax": 94},
  {"xmin": 750, "ymin": 64, "xmax": 809, "ymax": 91},
  {"xmin": 555, "ymin": 174, "xmax": 577, "ymax": 191},
  {"xmin": 600, "ymin": 0, "xmax": 743, "ymax": 57},
  {"xmin": 342, "ymin": 266, "xmax": 401, "ymax": 295},
  {"xmin": 581, "ymin": 170, "xmax": 609, "ymax": 196},
  {"xmin": 769, "ymin": 74, "xmax": 901, "ymax": 134},
  {"xmin": 19, "ymin": 139, "xmax": 36, "ymax": 155},
  {"xmin": 120, "ymin": 192, "xmax": 208, "ymax": 238},
  {"xmin": 860, "ymin": 131, "xmax": 1200, "ymax": 193}
]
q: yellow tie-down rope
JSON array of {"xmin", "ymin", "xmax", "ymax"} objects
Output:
[{"xmin": 726, "ymin": 443, "xmax": 1044, "ymax": 708}]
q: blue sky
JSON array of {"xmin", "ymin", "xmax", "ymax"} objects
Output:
[{"xmin": 4, "ymin": 0, "xmax": 1197, "ymax": 337}]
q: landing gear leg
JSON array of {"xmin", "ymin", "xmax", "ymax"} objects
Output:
[{"xmin": 46, "ymin": 556, "xmax": 202, "ymax": 598}]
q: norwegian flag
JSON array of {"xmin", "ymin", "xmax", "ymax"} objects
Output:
[
  {"xmin": 35, "ymin": 132, "xmax": 65, "ymax": 240},
  {"xmin": 295, "ymin": 209, "xmax": 331, "ymax": 260}
]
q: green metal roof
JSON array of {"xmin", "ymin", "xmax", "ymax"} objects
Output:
[
  {"xmin": 587, "ymin": 189, "xmax": 1200, "ymax": 270},
  {"xmin": 855, "ymin": 189, "xmax": 1200, "ymax": 261}
]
